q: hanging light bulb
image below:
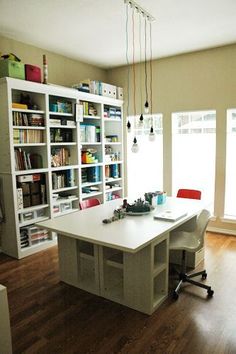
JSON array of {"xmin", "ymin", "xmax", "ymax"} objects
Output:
[
  {"xmin": 139, "ymin": 113, "xmax": 144, "ymax": 126},
  {"xmin": 149, "ymin": 126, "xmax": 155, "ymax": 141},
  {"xmin": 131, "ymin": 136, "xmax": 139, "ymax": 153},
  {"xmin": 127, "ymin": 120, "xmax": 131, "ymax": 132},
  {"xmin": 144, "ymin": 100, "xmax": 149, "ymax": 113}
]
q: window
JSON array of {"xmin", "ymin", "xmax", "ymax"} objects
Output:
[
  {"xmin": 172, "ymin": 111, "xmax": 216, "ymax": 210},
  {"xmin": 224, "ymin": 110, "xmax": 236, "ymax": 218},
  {"xmin": 127, "ymin": 114, "xmax": 163, "ymax": 199}
]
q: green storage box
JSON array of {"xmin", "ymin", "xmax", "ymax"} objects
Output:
[{"xmin": 0, "ymin": 59, "xmax": 25, "ymax": 80}]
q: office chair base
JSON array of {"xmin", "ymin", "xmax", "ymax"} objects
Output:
[{"xmin": 172, "ymin": 269, "xmax": 214, "ymax": 300}]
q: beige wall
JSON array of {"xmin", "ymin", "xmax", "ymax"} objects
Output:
[
  {"xmin": 107, "ymin": 44, "xmax": 236, "ymax": 233},
  {"xmin": 0, "ymin": 35, "xmax": 107, "ymax": 86},
  {"xmin": 1, "ymin": 35, "xmax": 236, "ymax": 233}
]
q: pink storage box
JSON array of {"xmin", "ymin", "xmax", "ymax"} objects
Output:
[{"xmin": 25, "ymin": 64, "xmax": 41, "ymax": 83}]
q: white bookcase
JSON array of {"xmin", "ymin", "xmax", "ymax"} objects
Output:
[{"xmin": 0, "ymin": 77, "xmax": 124, "ymax": 259}]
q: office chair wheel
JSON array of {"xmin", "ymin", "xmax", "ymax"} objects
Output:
[
  {"xmin": 173, "ymin": 291, "xmax": 179, "ymax": 300},
  {"xmin": 202, "ymin": 271, "xmax": 207, "ymax": 280},
  {"xmin": 207, "ymin": 289, "xmax": 214, "ymax": 297}
]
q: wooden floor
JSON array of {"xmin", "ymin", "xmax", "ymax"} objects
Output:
[{"xmin": 0, "ymin": 232, "xmax": 236, "ymax": 354}]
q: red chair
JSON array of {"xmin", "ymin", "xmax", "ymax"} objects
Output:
[
  {"xmin": 177, "ymin": 189, "xmax": 201, "ymax": 200},
  {"xmin": 79, "ymin": 198, "xmax": 101, "ymax": 210}
]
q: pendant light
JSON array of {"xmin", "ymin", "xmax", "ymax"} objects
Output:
[
  {"xmin": 124, "ymin": 0, "xmax": 155, "ymax": 150},
  {"xmin": 148, "ymin": 19, "xmax": 155, "ymax": 141},
  {"xmin": 131, "ymin": 136, "xmax": 139, "ymax": 153}
]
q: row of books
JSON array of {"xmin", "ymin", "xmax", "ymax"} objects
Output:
[
  {"xmin": 13, "ymin": 129, "xmax": 44, "ymax": 144},
  {"xmin": 72, "ymin": 80, "xmax": 123, "ymax": 100},
  {"xmin": 80, "ymin": 101, "xmax": 97, "ymax": 116},
  {"xmin": 80, "ymin": 124, "xmax": 100, "ymax": 143},
  {"xmin": 82, "ymin": 166, "xmax": 100, "ymax": 183},
  {"xmin": 104, "ymin": 106, "xmax": 122, "ymax": 119},
  {"xmin": 52, "ymin": 170, "xmax": 75, "ymax": 190},
  {"xmin": 51, "ymin": 148, "xmax": 70, "ymax": 167},
  {"xmin": 15, "ymin": 149, "xmax": 42, "ymax": 170},
  {"xmin": 49, "ymin": 118, "xmax": 76, "ymax": 127},
  {"xmin": 50, "ymin": 128, "xmax": 73, "ymax": 143},
  {"xmin": 20, "ymin": 226, "xmax": 49, "ymax": 248},
  {"xmin": 12, "ymin": 112, "xmax": 44, "ymax": 126}
]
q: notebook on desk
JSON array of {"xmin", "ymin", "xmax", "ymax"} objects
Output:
[{"xmin": 154, "ymin": 210, "xmax": 187, "ymax": 222}]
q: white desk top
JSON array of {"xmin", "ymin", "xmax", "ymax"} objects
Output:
[{"xmin": 37, "ymin": 197, "xmax": 203, "ymax": 253}]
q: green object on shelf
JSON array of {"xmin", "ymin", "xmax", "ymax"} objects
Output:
[{"xmin": 0, "ymin": 59, "xmax": 25, "ymax": 80}]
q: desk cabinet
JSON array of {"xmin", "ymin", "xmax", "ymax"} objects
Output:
[{"xmin": 58, "ymin": 233, "xmax": 169, "ymax": 315}]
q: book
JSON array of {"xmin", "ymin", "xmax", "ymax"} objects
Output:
[{"xmin": 154, "ymin": 210, "xmax": 187, "ymax": 222}]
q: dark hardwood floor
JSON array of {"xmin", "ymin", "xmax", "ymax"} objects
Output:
[{"xmin": 0, "ymin": 232, "xmax": 236, "ymax": 354}]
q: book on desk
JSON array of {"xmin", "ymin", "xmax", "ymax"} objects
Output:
[{"xmin": 153, "ymin": 210, "xmax": 187, "ymax": 222}]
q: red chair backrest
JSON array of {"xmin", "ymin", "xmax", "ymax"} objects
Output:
[
  {"xmin": 177, "ymin": 189, "xmax": 202, "ymax": 200},
  {"xmin": 79, "ymin": 198, "xmax": 101, "ymax": 210}
]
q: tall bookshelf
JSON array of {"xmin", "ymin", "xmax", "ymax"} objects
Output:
[{"xmin": 0, "ymin": 77, "xmax": 123, "ymax": 259}]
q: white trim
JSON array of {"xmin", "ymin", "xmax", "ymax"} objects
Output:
[
  {"xmin": 220, "ymin": 217, "xmax": 236, "ymax": 223},
  {"xmin": 207, "ymin": 226, "xmax": 236, "ymax": 236}
]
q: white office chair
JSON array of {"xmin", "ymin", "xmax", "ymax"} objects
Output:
[{"xmin": 169, "ymin": 209, "xmax": 214, "ymax": 299}]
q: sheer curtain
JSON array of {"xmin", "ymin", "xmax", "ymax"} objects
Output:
[
  {"xmin": 172, "ymin": 111, "xmax": 216, "ymax": 211},
  {"xmin": 224, "ymin": 110, "xmax": 236, "ymax": 218},
  {"xmin": 127, "ymin": 114, "xmax": 163, "ymax": 200}
]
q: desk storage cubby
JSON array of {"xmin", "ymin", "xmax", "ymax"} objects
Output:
[
  {"xmin": 77, "ymin": 240, "xmax": 99, "ymax": 295},
  {"xmin": 100, "ymin": 247, "xmax": 124, "ymax": 302},
  {"xmin": 151, "ymin": 234, "xmax": 169, "ymax": 311},
  {"xmin": 153, "ymin": 269, "xmax": 168, "ymax": 309}
]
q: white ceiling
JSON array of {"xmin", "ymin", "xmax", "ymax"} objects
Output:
[{"xmin": 0, "ymin": 0, "xmax": 236, "ymax": 69}]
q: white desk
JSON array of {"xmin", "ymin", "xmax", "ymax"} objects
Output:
[{"xmin": 38, "ymin": 197, "xmax": 203, "ymax": 314}]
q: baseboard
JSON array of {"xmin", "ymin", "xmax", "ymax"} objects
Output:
[{"xmin": 207, "ymin": 226, "xmax": 236, "ymax": 236}]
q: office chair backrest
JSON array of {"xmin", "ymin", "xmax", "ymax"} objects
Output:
[
  {"xmin": 177, "ymin": 189, "xmax": 202, "ymax": 200},
  {"xmin": 195, "ymin": 209, "xmax": 211, "ymax": 250},
  {"xmin": 79, "ymin": 198, "xmax": 100, "ymax": 210}
]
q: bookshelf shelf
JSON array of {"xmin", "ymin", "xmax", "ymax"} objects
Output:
[
  {"xmin": 19, "ymin": 216, "xmax": 50, "ymax": 228},
  {"xmin": 0, "ymin": 77, "xmax": 123, "ymax": 259},
  {"xmin": 17, "ymin": 204, "xmax": 49, "ymax": 213},
  {"xmin": 14, "ymin": 143, "xmax": 46, "ymax": 147},
  {"xmin": 12, "ymin": 108, "xmax": 45, "ymax": 114},
  {"xmin": 49, "ymin": 112, "xmax": 73, "ymax": 117},
  {"xmin": 13, "ymin": 126, "xmax": 46, "ymax": 130},
  {"xmin": 81, "ymin": 163, "xmax": 103, "ymax": 168},
  {"xmin": 52, "ymin": 186, "xmax": 78, "ymax": 193},
  {"xmin": 52, "ymin": 197, "xmax": 78, "ymax": 205},
  {"xmin": 49, "ymin": 124, "xmax": 76, "ymax": 129},
  {"xmin": 81, "ymin": 142, "xmax": 102, "ymax": 146},
  {"xmin": 54, "ymin": 208, "xmax": 79, "ymax": 218},
  {"xmin": 82, "ymin": 191, "xmax": 103, "ymax": 199},
  {"xmin": 83, "ymin": 115, "xmax": 101, "ymax": 120},
  {"xmin": 105, "ymin": 186, "xmax": 122, "ymax": 193},
  {"xmin": 50, "ymin": 142, "xmax": 77, "ymax": 146},
  {"xmin": 81, "ymin": 181, "xmax": 102, "ymax": 187},
  {"xmin": 51, "ymin": 165, "xmax": 78, "ymax": 171},
  {"xmin": 15, "ymin": 168, "xmax": 48, "ymax": 175}
]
